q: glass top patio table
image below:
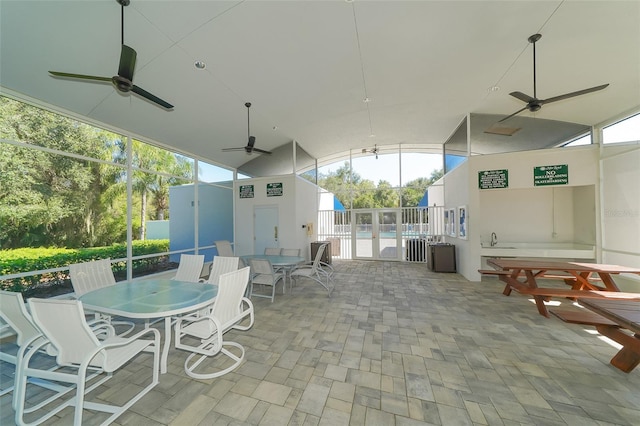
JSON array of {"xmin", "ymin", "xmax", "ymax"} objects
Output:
[
  {"xmin": 240, "ymin": 254, "xmax": 305, "ymax": 267},
  {"xmin": 79, "ymin": 279, "xmax": 217, "ymax": 374},
  {"xmin": 240, "ymin": 255, "xmax": 306, "ymax": 292}
]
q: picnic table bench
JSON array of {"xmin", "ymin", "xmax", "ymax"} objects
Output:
[
  {"xmin": 576, "ymin": 298, "xmax": 640, "ymax": 373},
  {"xmin": 479, "ymin": 259, "xmax": 640, "ymax": 317}
]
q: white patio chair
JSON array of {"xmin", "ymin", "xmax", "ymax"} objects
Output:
[
  {"xmin": 174, "ymin": 267, "xmax": 254, "ymax": 380},
  {"xmin": 206, "ymin": 256, "xmax": 240, "ymax": 285},
  {"xmin": 173, "ymin": 254, "xmax": 205, "ymax": 282},
  {"xmin": 16, "ymin": 298, "xmax": 160, "ymax": 426},
  {"xmin": 281, "ymin": 248, "xmax": 301, "ymax": 257},
  {"xmin": 215, "ymin": 240, "xmax": 235, "ymax": 257},
  {"xmin": 0, "ymin": 290, "xmax": 63, "ymax": 411},
  {"xmin": 249, "ymin": 258, "xmax": 285, "ymax": 302},
  {"xmin": 264, "ymin": 247, "xmax": 281, "ymax": 255},
  {"xmin": 290, "ymin": 243, "xmax": 334, "ymax": 296},
  {"xmin": 190, "ymin": 256, "xmax": 240, "ymax": 316},
  {"xmin": 275, "ymin": 248, "xmax": 301, "ymax": 280},
  {"xmin": 1, "ymin": 291, "xmax": 113, "ymax": 415},
  {"xmin": 69, "ymin": 258, "xmax": 135, "ymax": 335}
]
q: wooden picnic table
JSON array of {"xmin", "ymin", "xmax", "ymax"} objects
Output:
[
  {"xmin": 480, "ymin": 258, "xmax": 640, "ymax": 317},
  {"xmin": 578, "ymin": 298, "xmax": 640, "ymax": 373}
]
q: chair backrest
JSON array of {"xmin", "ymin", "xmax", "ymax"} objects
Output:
[
  {"xmin": 264, "ymin": 247, "xmax": 281, "ymax": 255},
  {"xmin": 0, "ymin": 290, "xmax": 41, "ymax": 347},
  {"xmin": 207, "ymin": 256, "xmax": 240, "ymax": 285},
  {"xmin": 281, "ymin": 248, "xmax": 300, "ymax": 257},
  {"xmin": 214, "ymin": 240, "xmax": 234, "ymax": 257},
  {"xmin": 69, "ymin": 258, "xmax": 116, "ymax": 297},
  {"xmin": 249, "ymin": 258, "xmax": 275, "ymax": 275},
  {"xmin": 310, "ymin": 244, "xmax": 327, "ymax": 271},
  {"xmin": 27, "ymin": 298, "xmax": 104, "ymax": 367},
  {"xmin": 173, "ymin": 254, "xmax": 205, "ymax": 282},
  {"xmin": 211, "ymin": 267, "xmax": 251, "ymax": 325}
]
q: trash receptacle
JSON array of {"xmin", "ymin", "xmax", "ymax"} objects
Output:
[
  {"xmin": 427, "ymin": 243, "xmax": 456, "ymax": 272},
  {"xmin": 311, "ymin": 241, "xmax": 331, "ymax": 264}
]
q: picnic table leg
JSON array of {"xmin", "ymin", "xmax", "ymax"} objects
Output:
[
  {"xmin": 501, "ymin": 269, "xmax": 522, "ymax": 296},
  {"xmin": 532, "ymin": 295, "xmax": 550, "ymax": 317},
  {"xmin": 595, "ymin": 325, "xmax": 640, "ymax": 373},
  {"xmin": 502, "ymin": 283, "xmax": 512, "ymax": 296},
  {"xmin": 523, "ymin": 270, "xmax": 549, "ymax": 317},
  {"xmin": 598, "ymin": 273, "xmax": 621, "ymax": 292}
]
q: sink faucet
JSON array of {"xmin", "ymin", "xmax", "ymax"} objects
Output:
[{"xmin": 490, "ymin": 232, "xmax": 498, "ymax": 247}]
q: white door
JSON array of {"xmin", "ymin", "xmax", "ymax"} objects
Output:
[
  {"xmin": 377, "ymin": 210, "xmax": 401, "ymax": 260},
  {"xmin": 353, "ymin": 209, "xmax": 401, "ymax": 260},
  {"xmin": 353, "ymin": 211, "xmax": 373, "ymax": 258},
  {"xmin": 254, "ymin": 205, "xmax": 279, "ymax": 254}
]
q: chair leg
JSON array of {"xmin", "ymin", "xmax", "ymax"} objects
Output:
[{"xmin": 184, "ymin": 341, "xmax": 245, "ymax": 380}]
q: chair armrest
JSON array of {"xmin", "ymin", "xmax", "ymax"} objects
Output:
[{"xmin": 101, "ymin": 327, "xmax": 160, "ymax": 348}]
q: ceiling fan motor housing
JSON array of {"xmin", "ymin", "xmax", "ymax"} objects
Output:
[
  {"xmin": 528, "ymin": 102, "xmax": 542, "ymax": 112},
  {"xmin": 112, "ymin": 76, "xmax": 132, "ymax": 92}
]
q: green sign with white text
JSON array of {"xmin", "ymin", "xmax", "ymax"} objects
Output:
[
  {"xmin": 478, "ymin": 169, "xmax": 509, "ymax": 189},
  {"xmin": 239, "ymin": 185, "xmax": 254, "ymax": 198},
  {"xmin": 534, "ymin": 164, "xmax": 568, "ymax": 186},
  {"xmin": 266, "ymin": 182, "xmax": 283, "ymax": 197}
]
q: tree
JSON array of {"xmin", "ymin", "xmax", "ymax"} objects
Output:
[
  {"xmin": 130, "ymin": 141, "xmax": 192, "ymax": 240},
  {"xmin": 0, "ymin": 97, "xmax": 124, "ymax": 248},
  {"xmin": 315, "ymin": 159, "xmax": 443, "ymax": 209}
]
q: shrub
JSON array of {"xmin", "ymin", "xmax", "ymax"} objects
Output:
[{"xmin": 0, "ymin": 240, "xmax": 170, "ymax": 294}]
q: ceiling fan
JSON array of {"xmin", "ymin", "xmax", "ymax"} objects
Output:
[
  {"xmin": 48, "ymin": 0, "xmax": 173, "ymax": 110},
  {"xmin": 222, "ymin": 102, "xmax": 272, "ymax": 155},
  {"xmin": 362, "ymin": 144, "xmax": 379, "ymax": 159},
  {"xmin": 499, "ymin": 33, "xmax": 608, "ymax": 122}
]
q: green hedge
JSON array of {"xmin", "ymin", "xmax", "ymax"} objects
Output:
[{"xmin": 0, "ymin": 240, "xmax": 170, "ymax": 294}]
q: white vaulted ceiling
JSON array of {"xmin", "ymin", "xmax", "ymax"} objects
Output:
[{"xmin": 1, "ymin": 1, "xmax": 638, "ymax": 170}]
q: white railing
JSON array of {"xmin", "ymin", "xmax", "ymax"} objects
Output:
[{"xmin": 317, "ymin": 206, "xmax": 446, "ymax": 262}]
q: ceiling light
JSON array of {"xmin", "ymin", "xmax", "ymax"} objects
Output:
[
  {"xmin": 194, "ymin": 61, "xmax": 206, "ymax": 70},
  {"xmin": 484, "ymin": 125, "xmax": 520, "ymax": 136}
]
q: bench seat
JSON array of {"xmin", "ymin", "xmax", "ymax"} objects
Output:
[{"xmin": 550, "ymin": 308, "xmax": 618, "ymax": 326}]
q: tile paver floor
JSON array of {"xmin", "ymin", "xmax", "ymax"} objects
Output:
[{"xmin": 2, "ymin": 260, "xmax": 640, "ymax": 425}]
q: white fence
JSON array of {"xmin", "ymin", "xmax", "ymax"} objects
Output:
[{"xmin": 317, "ymin": 206, "xmax": 446, "ymax": 262}]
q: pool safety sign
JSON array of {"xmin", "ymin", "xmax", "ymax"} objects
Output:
[
  {"xmin": 239, "ymin": 185, "xmax": 254, "ymax": 198},
  {"xmin": 478, "ymin": 169, "xmax": 508, "ymax": 189},
  {"xmin": 534, "ymin": 164, "xmax": 568, "ymax": 186},
  {"xmin": 266, "ymin": 182, "xmax": 283, "ymax": 197}
]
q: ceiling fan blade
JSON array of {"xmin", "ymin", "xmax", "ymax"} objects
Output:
[
  {"xmin": 540, "ymin": 84, "xmax": 609, "ymax": 105},
  {"xmin": 252, "ymin": 147, "xmax": 272, "ymax": 155},
  {"xmin": 131, "ymin": 85, "xmax": 174, "ymax": 109},
  {"xmin": 49, "ymin": 71, "xmax": 112, "ymax": 83},
  {"xmin": 222, "ymin": 148, "xmax": 246, "ymax": 152},
  {"xmin": 498, "ymin": 106, "xmax": 529, "ymax": 123},
  {"xmin": 509, "ymin": 91, "xmax": 535, "ymax": 103},
  {"xmin": 118, "ymin": 45, "xmax": 137, "ymax": 81}
]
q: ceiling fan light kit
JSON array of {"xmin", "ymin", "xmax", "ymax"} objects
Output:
[
  {"xmin": 499, "ymin": 33, "xmax": 609, "ymax": 123},
  {"xmin": 362, "ymin": 144, "xmax": 379, "ymax": 159},
  {"xmin": 48, "ymin": 0, "xmax": 173, "ymax": 110}
]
